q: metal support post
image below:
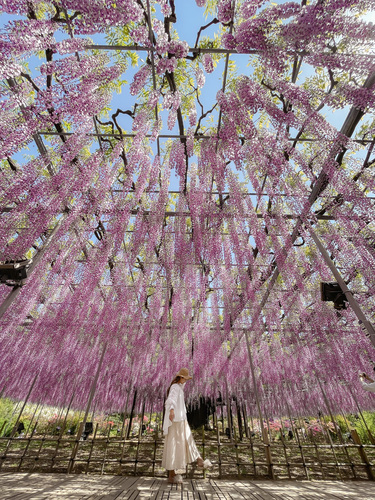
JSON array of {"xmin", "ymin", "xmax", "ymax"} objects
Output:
[
  {"xmin": 308, "ymin": 225, "xmax": 375, "ymax": 347},
  {"xmin": 67, "ymin": 342, "xmax": 107, "ymax": 473},
  {"xmin": 244, "ymin": 330, "xmax": 274, "ymax": 479}
]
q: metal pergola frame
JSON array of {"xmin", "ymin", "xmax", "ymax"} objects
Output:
[{"xmin": 1, "ymin": 2, "xmax": 375, "ymax": 350}]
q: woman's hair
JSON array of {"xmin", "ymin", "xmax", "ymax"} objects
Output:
[{"xmin": 166, "ymin": 376, "xmax": 181, "ymax": 397}]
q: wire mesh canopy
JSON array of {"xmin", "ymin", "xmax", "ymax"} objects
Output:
[{"xmin": 1, "ymin": 0, "xmax": 375, "ymax": 417}]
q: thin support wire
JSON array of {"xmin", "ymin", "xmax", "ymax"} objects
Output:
[{"xmin": 146, "ymin": 0, "xmax": 160, "ymax": 158}]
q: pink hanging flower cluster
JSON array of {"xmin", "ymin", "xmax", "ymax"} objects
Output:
[{"xmin": 0, "ymin": 0, "xmax": 374, "ymax": 420}]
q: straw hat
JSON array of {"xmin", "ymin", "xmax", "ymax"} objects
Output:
[{"xmin": 176, "ymin": 368, "xmax": 193, "ymax": 380}]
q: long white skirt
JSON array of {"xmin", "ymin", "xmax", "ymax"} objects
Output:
[{"xmin": 162, "ymin": 420, "xmax": 200, "ymax": 471}]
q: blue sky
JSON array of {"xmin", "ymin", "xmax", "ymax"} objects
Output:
[{"xmin": 2, "ymin": 2, "xmax": 374, "ymax": 193}]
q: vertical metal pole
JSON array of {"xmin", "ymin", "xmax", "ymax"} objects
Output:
[
  {"xmin": 316, "ymin": 374, "xmax": 356, "ymax": 478},
  {"xmin": 67, "ymin": 342, "xmax": 107, "ymax": 473},
  {"xmin": 82, "ymin": 342, "xmax": 108, "ymax": 430},
  {"xmin": 236, "ymin": 398, "xmax": 243, "ymax": 441},
  {"xmin": 278, "ymin": 415, "xmax": 292, "ymax": 480},
  {"xmin": 242, "ymin": 403, "xmax": 249, "ymax": 439},
  {"xmin": 315, "ymin": 376, "xmax": 341, "ymax": 435},
  {"xmin": 25, "ymin": 403, "xmax": 40, "ymax": 437},
  {"xmin": 243, "ymin": 331, "xmax": 274, "ymax": 479},
  {"xmin": 120, "ymin": 384, "xmax": 132, "ymax": 439},
  {"xmin": 308, "ymin": 225, "xmax": 375, "ymax": 347},
  {"xmin": 225, "ymin": 381, "xmax": 233, "ymax": 443},
  {"xmin": 346, "ymin": 385, "xmax": 375, "ymax": 445},
  {"xmin": 220, "ymin": 392, "xmax": 225, "ymax": 433},
  {"xmin": 283, "ymin": 395, "xmax": 310, "ymax": 480},
  {"xmin": 60, "ymin": 389, "xmax": 76, "ymax": 437},
  {"xmin": 244, "ymin": 393, "xmax": 257, "ymax": 476},
  {"xmin": 126, "ymin": 389, "xmax": 138, "ymax": 439},
  {"xmin": 316, "ymin": 408, "xmax": 343, "ymax": 480},
  {"xmin": 0, "ymin": 374, "xmax": 38, "ymax": 471},
  {"xmin": 10, "ymin": 374, "xmax": 38, "ymax": 439},
  {"xmin": 216, "ymin": 415, "xmax": 222, "ymax": 479}
]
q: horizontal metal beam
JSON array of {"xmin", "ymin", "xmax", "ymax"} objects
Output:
[
  {"xmin": 84, "ymin": 44, "xmax": 260, "ymax": 54},
  {"xmin": 0, "ymin": 206, "xmax": 345, "ymax": 219},
  {"xmin": 43, "ymin": 283, "xmax": 358, "ymax": 291},
  {"xmin": 127, "ymin": 211, "xmax": 364, "ymax": 220},
  {"xmin": 38, "ymin": 130, "xmax": 374, "ymax": 144},
  {"xmin": 84, "ymin": 45, "xmax": 375, "ymax": 60}
]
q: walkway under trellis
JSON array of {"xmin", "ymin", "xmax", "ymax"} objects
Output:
[{"xmin": 1, "ymin": 473, "xmax": 375, "ymax": 499}]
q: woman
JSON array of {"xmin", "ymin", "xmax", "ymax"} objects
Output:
[{"xmin": 162, "ymin": 368, "xmax": 211, "ymax": 484}]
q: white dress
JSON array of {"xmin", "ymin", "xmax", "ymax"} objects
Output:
[{"xmin": 161, "ymin": 383, "xmax": 201, "ymax": 470}]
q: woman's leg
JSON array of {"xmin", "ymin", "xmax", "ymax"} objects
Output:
[{"xmin": 197, "ymin": 457, "xmax": 204, "ymax": 467}]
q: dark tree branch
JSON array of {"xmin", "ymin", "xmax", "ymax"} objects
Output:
[{"xmin": 194, "ymin": 19, "xmax": 220, "ymax": 49}]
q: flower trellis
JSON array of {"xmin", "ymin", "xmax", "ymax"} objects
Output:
[{"xmin": 0, "ymin": 0, "xmax": 375, "ymax": 419}]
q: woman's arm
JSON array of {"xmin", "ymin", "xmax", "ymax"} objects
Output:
[
  {"xmin": 165, "ymin": 384, "xmax": 179, "ymax": 419},
  {"xmin": 162, "ymin": 385, "xmax": 179, "ymax": 436}
]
